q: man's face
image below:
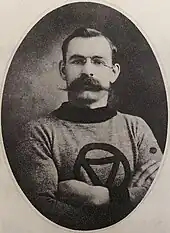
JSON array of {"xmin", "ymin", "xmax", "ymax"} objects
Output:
[{"xmin": 60, "ymin": 36, "xmax": 119, "ymax": 104}]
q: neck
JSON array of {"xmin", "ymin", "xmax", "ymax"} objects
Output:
[{"xmin": 68, "ymin": 93, "xmax": 109, "ymax": 109}]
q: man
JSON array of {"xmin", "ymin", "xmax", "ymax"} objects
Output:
[{"xmin": 15, "ymin": 28, "xmax": 162, "ymax": 230}]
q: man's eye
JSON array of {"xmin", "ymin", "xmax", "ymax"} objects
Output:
[
  {"xmin": 92, "ymin": 59, "xmax": 105, "ymax": 65},
  {"xmin": 71, "ymin": 59, "xmax": 84, "ymax": 65}
]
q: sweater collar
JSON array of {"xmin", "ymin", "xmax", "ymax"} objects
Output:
[{"xmin": 53, "ymin": 102, "xmax": 117, "ymax": 123}]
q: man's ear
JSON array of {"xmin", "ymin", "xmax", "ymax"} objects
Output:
[
  {"xmin": 112, "ymin": 63, "xmax": 120, "ymax": 82},
  {"xmin": 59, "ymin": 60, "xmax": 66, "ymax": 80}
]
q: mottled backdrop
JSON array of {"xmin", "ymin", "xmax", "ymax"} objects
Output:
[{"xmin": 1, "ymin": 2, "xmax": 167, "ymax": 167}]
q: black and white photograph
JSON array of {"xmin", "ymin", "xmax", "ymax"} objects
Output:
[{"xmin": 1, "ymin": 1, "xmax": 168, "ymax": 231}]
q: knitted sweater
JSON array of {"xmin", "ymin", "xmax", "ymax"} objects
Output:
[{"xmin": 15, "ymin": 102, "xmax": 162, "ymax": 230}]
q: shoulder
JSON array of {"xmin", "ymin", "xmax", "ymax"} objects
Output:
[
  {"xmin": 21, "ymin": 110, "xmax": 62, "ymax": 139},
  {"xmin": 115, "ymin": 111, "xmax": 153, "ymax": 136},
  {"xmin": 116, "ymin": 111, "xmax": 147, "ymax": 126}
]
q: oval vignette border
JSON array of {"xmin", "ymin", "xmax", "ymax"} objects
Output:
[{"xmin": 0, "ymin": 0, "xmax": 169, "ymax": 233}]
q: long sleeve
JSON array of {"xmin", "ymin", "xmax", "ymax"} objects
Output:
[
  {"xmin": 128, "ymin": 117, "xmax": 163, "ymax": 205},
  {"xmin": 14, "ymin": 121, "xmax": 95, "ymax": 229}
]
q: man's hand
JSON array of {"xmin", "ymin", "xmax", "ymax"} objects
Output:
[
  {"xmin": 130, "ymin": 160, "xmax": 160, "ymax": 189},
  {"xmin": 58, "ymin": 180, "xmax": 110, "ymax": 207}
]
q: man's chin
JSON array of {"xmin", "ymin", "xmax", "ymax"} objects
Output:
[
  {"xmin": 76, "ymin": 90, "xmax": 107, "ymax": 102},
  {"xmin": 79, "ymin": 90, "xmax": 102, "ymax": 96}
]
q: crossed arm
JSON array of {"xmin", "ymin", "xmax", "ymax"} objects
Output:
[
  {"xmin": 15, "ymin": 145, "xmax": 160, "ymax": 229},
  {"xmin": 58, "ymin": 159, "xmax": 160, "ymax": 208},
  {"xmin": 16, "ymin": 136, "xmax": 161, "ymax": 211}
]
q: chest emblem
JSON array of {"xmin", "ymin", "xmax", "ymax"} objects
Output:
[{"xmin": 74, "ymin": 143, "xmax": 131, "ymax": 189}]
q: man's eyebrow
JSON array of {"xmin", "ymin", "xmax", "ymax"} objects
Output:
[
  {"xmin": 91, "ymin": 56, "xmax": 104, "ymax": 59},
  {"xmin": 69, "ymin": 54, "xmax": 85, "ymax": 60}
]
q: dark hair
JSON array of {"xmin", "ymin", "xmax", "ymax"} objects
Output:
[{"xmin": 62, "ymin": 27, "xmax": 117, "ymax": 63}]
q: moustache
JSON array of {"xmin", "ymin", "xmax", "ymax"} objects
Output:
[{"xmin": 62, "ymin": 74, "xmax": 109, "ymax": 92}]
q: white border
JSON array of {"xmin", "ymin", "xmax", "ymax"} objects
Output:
[{"xmin": 0, "ymin": 1, "xmax": 170, "ymax": 233}]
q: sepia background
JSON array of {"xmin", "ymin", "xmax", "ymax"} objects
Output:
[
  {"xmin": 1, "ymin": 2, "xmax": 167, "ymax": 169},
  {"xmin": 0, "ymin": 1, "xmax": 170, "ymax": 233}
]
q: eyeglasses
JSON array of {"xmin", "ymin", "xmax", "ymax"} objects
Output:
[{"xmin": 69, "ymin": 55, "xmax": 113, "ymax": 69}]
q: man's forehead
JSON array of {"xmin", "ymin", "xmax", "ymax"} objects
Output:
[{"xmin": 66, "ymin": 36, "xmax": 112, "ymax": 58}]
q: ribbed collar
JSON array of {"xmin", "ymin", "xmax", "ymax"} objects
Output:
[{"xmin": 52, "ymin": 102, "xmax": 117, "ymax": 123}]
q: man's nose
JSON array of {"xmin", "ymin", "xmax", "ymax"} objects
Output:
[{"xmin": 81, "ymin": 58, "xmax": 94, "ymax": 76}]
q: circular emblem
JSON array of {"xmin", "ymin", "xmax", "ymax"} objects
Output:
[{"xmin": 74, "ymin": 143, "xmax": 131, "ymax": 189}]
